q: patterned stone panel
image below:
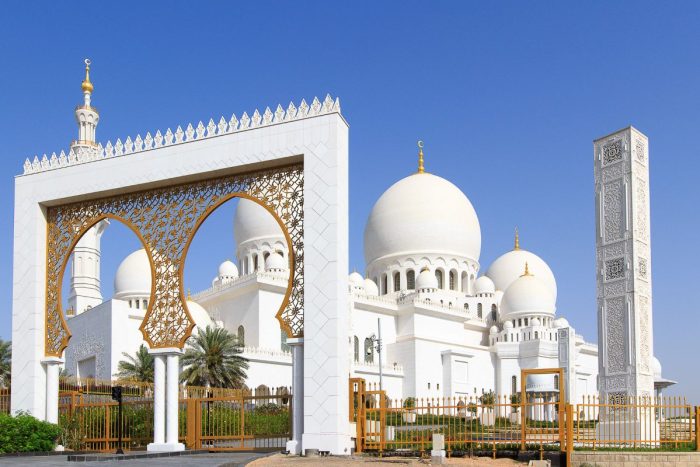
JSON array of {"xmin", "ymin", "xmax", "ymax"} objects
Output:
[
  {"xmin": 605, "ymin": 297, "xmax": 626, "ymax": 373},
  {"xmin": 603, "ymin": 180, "xmax": 624, "ymax": 243},
  {"xmin": 635, "ymin": 178, "xmax": 649, "ymax": 242},
  {"xmin": 602, "ymin": 140, "xmax": 623, "ymax": 166},
  {"xmin": 638, "ymin": 296, "xmax": 650, "ymax": 373},
  {"xmin": 45, "ymin": 165, "xmax": 304, "ymax": 356}
]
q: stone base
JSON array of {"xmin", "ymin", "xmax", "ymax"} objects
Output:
[
  {"xmin": 431, "ymin": 449, "xmax": 446, "ymax": 464},
  {"xmin": 594, "ymin": 420, "xmax": 659, "ymax": 445},
  {"xmin": 302, "ymin": 433, "xmax": 352, "ymax": 456},
  {"xmin": 146, "ymin": 442, "xmax": 185, "ymax": 452},
  {"xmin": 286, "ymin": 439, "xmax": 302, "ymax": 455}
]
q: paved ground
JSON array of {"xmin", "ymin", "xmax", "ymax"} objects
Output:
[
  {"xmin": 0, "ymin": 452, "xmax": 271, "ymax": 467},
  {"xmin": 249, "ymin": 454, "xmax": 525, "ymax": 466}
]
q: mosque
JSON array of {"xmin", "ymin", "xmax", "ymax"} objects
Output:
[
  {"xmin": 57, "ymin": 60, "xmax": 612, "ymax": 405},
  {"xmin": 63, "ymin": 149, "xmax": 603, "ymax": 403}
]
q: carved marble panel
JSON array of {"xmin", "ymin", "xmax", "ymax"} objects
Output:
[
  {"xmin": 638, "ymin": 296, "xmax": 650, "ymax": 373},
  {"xmin": 603, "ymin": 180, "xmax": 624, "ymax": 242},
  {"xmin": 605, "ymin": 297, "xmax": 626, "ymax": 373},
  {"xmin": 635, "ymin": 178, "xmax": 648, "ymax": 242},
  {"xmin": 603, "ymin": 140, "xmax": 623, "ymax": 165},
  {"xmin": 605, "ymin": 258, "xmax": 625, "ymax": 281}
]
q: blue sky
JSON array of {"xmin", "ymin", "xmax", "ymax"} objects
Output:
[{"xmin": 1, "ymin": 2, "xmax": 698, "ymax": 401}]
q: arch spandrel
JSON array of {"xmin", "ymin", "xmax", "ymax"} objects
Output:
[{"xmin": 45, "ymin": 164, "xmax": 304, "ymax": 357}]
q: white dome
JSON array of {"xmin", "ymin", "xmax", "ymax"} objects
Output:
[
  {"xmin": 474, "ymin": 276, "xmax": 495, "ymax": 295},
  {"xmin": 364, "ymin": 173, "xmax": 481, "ymax": 265},
  {"xmin": 416, "ymin": 268, "xmax": 438, "ymax": 290},
  {"xmin": 114, "ymin": 249, "xmax": 152, "ymax": 300},
  {"xmin": 490, "ymin": 325, "xmax": 499, "ymax": 334},
  {"xmin": 349, "ymin": 272, "xmax": 365, "ymax": 286},
  {"xmin": 218, "ymin": 260, "xmax": 238, "ymax": 278},
  {"xmin": 504, "ymin": 320, "xmax": 513, "ymax": 329},
  {"xmin": 486, "ymin": 248, "xmax": 557, "ymax": 300},
  {"xmin": 186, "ymin": 300, "xmax": 214, "ymax": 333},
  {"xmin": 234, "ymin": 198, "xmax": 284, "ymax": 248},
  {"xmin": 500, "ymin": 274, "xmax": 555, "ymax": 321},
  {"xmin": 265, "ymin": 252, "xmax": 287, "ymax": 271},
  {"xmin": 652, "ymin": 357, "xmax": 662, "ymax": 380},
  {"xmin": 553, "ymin": 317, "xmax": 570, "ymax": 328},
  {"xmin": 363, "ymin": 278, "xmax": 379, "ymax": 296}
]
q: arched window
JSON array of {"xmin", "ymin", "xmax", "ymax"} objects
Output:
[
  {"xmin": 435, "ymin": 270, "xmax": 444, "ymax": 289},
  {"xmin": 381, "ymin": 274, "xmax": 387, "ymax": 295},
  {"xmin": 554, "ymin": 375, "xmax": 559, "ymax": 390},
  {"xmin": 490, "ymin": 310, "xmax": 497, "ymax": 322},
  {"xmin": 512, "ymin": 376, "xmax": 517, "ymax": 395},
  {"xmin": 253, "ymin": 254, "xmax": 259, "ymax": 271},
  {"xmin": 364, "ymin": 338, "xmax": 374, "ymax": 363},
  {"xmin": 281, "ymin": 329, "xmax": 290, "ymax": 352},
  {"xmin": 237, "ymin": 325, "xmax": 245, "ymax": 346},
  {"xmin": 477, "ymin": 303, "xmax": 483, "ymax": 319},
  {"xmin": 393, "ymin": 271, "xmax": 401, "ymax": 292},
  {"xmin": 143, "ymin": 299, "xmax": 148, "ymax": 309},
  {"xmin": 353, "ymin": 336, "xmax": 359, "ymax": 362},
  {"xmin": 464, "ymin": 303, "xmax": 469, "ymax": 312},
  {"xmin": 534, "ymin": 331, "xmax": 539, "ymax": 339},
  {"xmin": 407, "ymin": 270, "xmax": 416, "ymax": 289},
  {"xmin": 449, "ymin": 270, "xmax": 456, "ymax": 290}
]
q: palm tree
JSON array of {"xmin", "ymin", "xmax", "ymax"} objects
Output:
[
  {"xmin": 116, "ymin": 344, "xmax": 154, "ymax": 382},
  {"xmin": 180, "ymin": 326, "xmax": 248, "ymax": 388},
  {"xmin": 0, "ymin": 339, "xmax": 10, "ymax": 388}
]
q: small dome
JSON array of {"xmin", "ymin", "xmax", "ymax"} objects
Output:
[
  {"xmin": 504, "ymin": 320, "xmax": 513, "ymax": 329},
  {"xmin": 114, "ymin": 249, "xmax": 151, "ymax": 300},
  {"xmin": 553, "ymin": 317, "xmax": 570, "ymax": 328},
  {"xmin": 364, "ymin": 173, "xmax": 481, "ymax": 266},
  {"xmin": 218, "ymin": 260, "xmax": 239, "ymax": 278},
  {"xmin": 500, "ymin": 273, "xmax": 555, "ymax": 321},
  {"xmin": 234, "ymin": 198, "xmax": 284, "ymax": 248},
  {"xmin": 416, "ymin": 268, "xmax": 438, "ymax": 290},
  {"xmin": 265, "ymin": 252, "xmax": 287, "ymax": 271},
  {"xmin": 363, "ymin": 278, "xmax": 379, "ymax": 296},
  {"xmin": 490, "ymin": 325, "xmax": 499, "ymax": 334},
  {"xmin": 474, "ymin": 276, "xmax": 495, "ymax": 295},
  {"xmin": 486, "ymin": 248, "xmax": 557, "ymax": 300},
  {"xmin": 186, "ymin": 300, "xmax": 214, "ymax": 333},
  {"xmin": 349, "ymin": 272, "xmax": 365, "ymax": 286},
  {"xmin": 652, "ymin": 357, "xmax": 662, "ymax": 380},
  {"xmin": 531, "ymin": 317, "xmax": 542, "ymax": 327}
]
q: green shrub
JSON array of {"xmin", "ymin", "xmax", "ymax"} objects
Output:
[{"xmin": 0, "ymin": 412, "xmax": 61, "ymax": 453}]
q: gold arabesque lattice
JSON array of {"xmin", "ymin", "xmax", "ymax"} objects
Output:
[{"xmin": 45, "ymin": 164, "xmax": 303, "ymax": 357}]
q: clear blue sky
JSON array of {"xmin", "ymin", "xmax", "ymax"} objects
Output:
[{"xmin": 1, "ymin": 2, "xmax": 698, "ymax": 401}]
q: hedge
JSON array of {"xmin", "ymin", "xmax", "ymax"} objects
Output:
[{"xmin": 0, "ymin": 412, "xmax": 60, "ymax": 453}]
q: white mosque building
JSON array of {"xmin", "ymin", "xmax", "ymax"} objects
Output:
[{"xmin": 64, "ymin": 148, "xmax": 604, "ymax": 404}]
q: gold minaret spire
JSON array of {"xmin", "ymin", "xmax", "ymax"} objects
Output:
[
  {"xmin": 81, "ymin": 58, "xmax": 94, "ymax": 94},
  {"xmin": 417, "ymin": 140, "xmax": 425, "ymax": 174},
  {"xmin": 514, "ymin": 227, "xmax": 520, "ymax": 250},
  {"xmin": 521, "ymin": 261, "xmax": 532, "ymax": 277}
]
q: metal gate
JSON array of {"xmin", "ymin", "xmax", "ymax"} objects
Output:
[{"xmin": 519, "ymin": 368, "xmax": 565, "ymax": 454}]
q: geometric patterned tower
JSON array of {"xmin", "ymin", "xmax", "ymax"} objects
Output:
[
  {"xmin": 67, "ymin": 220, "xmax": 108, "ymax": 315},
  {"xmin": 594, "ymin": 126, "xmax": 655, "ymax": 403}
]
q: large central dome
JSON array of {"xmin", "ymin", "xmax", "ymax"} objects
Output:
[{"xmin": 364, "ymin": 173, "xmax": 481, "ymax": 265}]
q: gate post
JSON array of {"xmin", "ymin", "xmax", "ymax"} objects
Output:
[
  {"xmin": 285, "ymin": 338, "xmax": 304, "ymax": 455},
  {"xmin": 566, "ymin": 403, "xmax": 574, "ymax": 464},
  {"xmin": 185, "ymin": 399, "xmax": 196, "ymax": 448}
]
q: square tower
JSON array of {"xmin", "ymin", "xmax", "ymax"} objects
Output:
[{"xmin": 594, "ymin": 127, "xmax": 654, "ymax": 402}]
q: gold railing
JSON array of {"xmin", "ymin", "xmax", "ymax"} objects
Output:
[
  {"xmin": 57, "ymin": 385, "xmax": 291, "ymax": 452},
  {"xmin": 0, "ymin": 388, "xmax": 9, "ymax": 414},
  {"xmin": 351, "ymin": 379, "xmax": 700, "ymax": 463}
]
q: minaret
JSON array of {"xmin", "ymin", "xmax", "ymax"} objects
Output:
[
  {"xmin": 70, "ymin": 59, "xmax": 99, "ymax": 153},
  {"xmin": 68, "ymin": 220, "xmax": 109, "ymax": 315},
  {"xmin": 594, "ymin": 128, "xmax": 655, "ymax": 404}
]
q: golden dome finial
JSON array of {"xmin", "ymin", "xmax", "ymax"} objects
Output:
[
  {"xmin": 521, "ymin": 261, "xmax": 532, "ymax": 277},
  {"xmin": 187, "ymin": 288, "xmax": 191, "ymax": 300},
  {"xmin": 514, "ymin": 227, "xmax": 520, "ymax": 250},
  {"xmin": 417, "ymin": 140, "xmax": 425, "ymax": 174},
  {"xmin": 81, "ymin": 58, "xmax": 94, "ymax": 94}
]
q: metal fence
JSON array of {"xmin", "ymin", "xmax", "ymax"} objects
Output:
[
  {"xmin": 57, "ymin": 385, "xmax": 291, "ymax": 452},
  {"xmin": 0, "ymin": 388, "xmax": 9, "ymax": 415},
  {"xmin": 350, "ymin": 378, "xmax": 700, "ymax": 463}
]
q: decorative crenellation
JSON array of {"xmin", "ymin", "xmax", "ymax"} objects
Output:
[{"xmin": 21, "ymin": 95, "xmax": 341, "ymax": 175}]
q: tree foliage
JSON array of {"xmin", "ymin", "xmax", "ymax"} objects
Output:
[
  {"xmin": 0, "ymin": 339, "xmax": 10, "ymax": 388},
  {"xmin": 180, "ymin": 326, "xmax": 248, "ymax": 388},
  {"xmin": 115, "ymin": 344, "xmax": 154, "ymax": 383}
]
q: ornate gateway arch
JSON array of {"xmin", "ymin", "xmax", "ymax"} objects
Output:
[{"xmin": 12, "ymin": 62, "xmax": 351, "ymax": 455}]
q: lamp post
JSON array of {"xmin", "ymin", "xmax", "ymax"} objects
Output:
[{"xmin": 367, "ymin": 318, "xmax": 383, "ymax": 393}]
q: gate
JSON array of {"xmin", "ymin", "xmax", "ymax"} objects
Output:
[{"xmin": 519, "ymin": 368, "xmax": 566, "ymax": 455}]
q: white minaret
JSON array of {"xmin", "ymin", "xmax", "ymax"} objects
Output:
[
  {"xmin": 68, "ymin": 220, "xmax": 109, "ymax": 315},
  {"xmin": 594, "ymin": 127, "xmax": 657, "ymax": 440},
  {"xmin": 70, "ymin": 58, "xmax": 99, "ymax": 152}
]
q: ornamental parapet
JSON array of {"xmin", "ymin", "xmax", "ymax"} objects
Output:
[{"xmin": 21, "ymin": 95, "xmax": 341, "ymax": 175}]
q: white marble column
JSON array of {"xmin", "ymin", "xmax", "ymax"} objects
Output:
[
  {"xmin": 42, "ymin": 357, "xmax": 63, "ymax": 424},
  {"xmin": 148, "ymin": 350, "xmax": 183, "ymax": 452},
  {"xmin": 148, "ymin": 354, "xmax": 166, "ymax": 449},
  {"xmin": 165, "ymin": 353, "xmax": 183, "ymax": 450},
  {"xmin": 286, "ymin": 338, "xmax": 304, "ymax": 455}
]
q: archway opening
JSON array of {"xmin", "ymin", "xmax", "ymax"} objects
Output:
[{"xmin": 60, "ymin": 218, "xmax": 153, "ymax": 381}]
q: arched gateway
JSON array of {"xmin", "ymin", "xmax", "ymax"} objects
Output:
[{"xmin": 12, "ymin": 61, "xmax": 352, "ymax": 454}]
